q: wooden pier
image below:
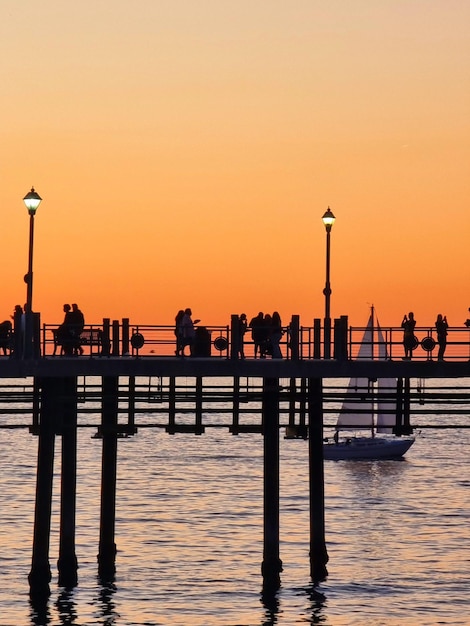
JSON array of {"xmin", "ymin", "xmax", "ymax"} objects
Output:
[{"xmin": 1, "ymin": 315, "xmax": 469, "ymax": 599}]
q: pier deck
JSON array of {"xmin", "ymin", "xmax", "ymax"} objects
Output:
[{"xmin": 0, "ymin": 354, "xmax": 469, "ymax": 379}]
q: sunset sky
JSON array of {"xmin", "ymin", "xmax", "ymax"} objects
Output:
[{"xmin": 1, "ymin": 1, "xmax": 469, "ymax": 329}]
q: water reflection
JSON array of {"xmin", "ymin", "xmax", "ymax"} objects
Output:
[
  {"xmin": 29, "ymin": 595, "xmax": 51, "ymax": 626},
  {"xmin": 56, "ymin": 588, "xmax": 77, "ymax": 625},
  {"xmin": 260, "ymin": 589, "xmax": 279, "ymax": 625},
  {"xmin": 97, "ymin": 580, "xmax": 119, "ymax": 625},
  {"xmin": 305, "ymin": 584, "xmax": 327, "ymax": 624}
]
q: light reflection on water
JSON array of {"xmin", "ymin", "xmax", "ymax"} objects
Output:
[{"xmin": 0, "ymin": 378, "xmax": 469, "ymax": 625}]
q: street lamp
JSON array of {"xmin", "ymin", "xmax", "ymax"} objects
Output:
[
  {"xmin": 322, "ymin": 207, "xmax": 335, "ymax": 359},
  {"xmin": 23, "ymin": 187, "xmax": 42, "ymax": 358}
]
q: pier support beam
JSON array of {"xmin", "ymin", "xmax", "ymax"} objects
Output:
[
  {"xmin": 28, "ymin": 377, "xmax": 59, "ymax": 598},
  {"xmin": 98, "ymin": 376, "xmax": 119, "ymax": 581},
  {"xmin": 403, "ymin": 377, "xmax": 412, "ymax": 434},
  {"xmin": 57, "ymin": 377, "xmax": 79, "ymax": 588},
  {"xmin": 231, "ymin": 375, "xmax": 240, "ymax": 435},
  {"xmin": 195, "ymin": 376, "xmax": 203, "ymax": 434},
  {"xmin": 168, "ymin": 376, "xmax": 176, "ymax": 434},
  {"xmin": 308, "ymin": 378, "xmax": 329, "ymax": 584},
  {"xmin": 261, "ymin": 377, "xmax": 283, "ymax": 593}
]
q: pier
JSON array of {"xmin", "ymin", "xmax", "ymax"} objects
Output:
[{"xmin": 0, "ymin": 314, "xmax": 469, "ymax": 599}]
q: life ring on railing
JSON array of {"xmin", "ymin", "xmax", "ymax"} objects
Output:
[
  {"xmin": 131, "ymin": 333, "xmax": 145, "ymax": 349},
  {"xmin": 213, "ymin": 336, "xmax": 228, "ymax": 351},
  {"xmin": 421, "ymin": 337, "xmax": 436, "ymax": 352},
  {"xmin": 404, "ymin": 334, "xmax": 420, "ymax": 351}
]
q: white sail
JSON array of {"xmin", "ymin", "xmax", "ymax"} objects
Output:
[
  {"xmin": 336, "ymin": 310, "xmax": 396, "ymax": 434},
  {"xmin": 336, "ymin": 314, "xmax": 375, "ymax": 432}
]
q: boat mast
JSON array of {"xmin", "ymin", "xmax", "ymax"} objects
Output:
[{"xmin": 370, "ymin": 305, "xmax": 375, "ymax": 438}]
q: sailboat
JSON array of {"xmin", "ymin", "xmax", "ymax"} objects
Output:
[{"xmin": 323, "ymin": 308, "xmax": 415, "ymax": 460}]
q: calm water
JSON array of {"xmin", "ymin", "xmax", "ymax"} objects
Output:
[{"xmin": 0, "ymin": 377, "xmax": 469, "ymax": 626}]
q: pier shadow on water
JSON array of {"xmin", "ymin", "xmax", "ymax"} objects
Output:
[
  {"xmin": 29, "ymin": 582, "xmax": 118, "ymax": 626},
  {"xmin": 260, "ymin": 584, "xmax": 327, "ymax": 626}
]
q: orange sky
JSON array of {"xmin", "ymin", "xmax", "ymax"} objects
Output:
[{"xmin": 1, "ymin": 1, "xmax": 469, "ymax": 329}]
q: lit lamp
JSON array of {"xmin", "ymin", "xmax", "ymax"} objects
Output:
[
  {"xmin": 23, "ymin": 187, "xmax": 42, "ymax": 358},
  {"xmin": 322, "ymin": 207, "xmax": 335, "ymax": 359}
]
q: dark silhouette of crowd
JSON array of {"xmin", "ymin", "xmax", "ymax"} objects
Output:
[
  {"xmin": 248, "ymin": 311, "xmax": 283, "ymax": 359},
  {"xmin": 174, "ymin": 308, "xmax": 201, "ymax": 356},
  {"xmin": 55, "ymin": 303, "xmax": 85, "ymax": 355}
]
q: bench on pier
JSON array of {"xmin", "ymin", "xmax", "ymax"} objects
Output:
[{"xmin": 52, "ymin": 327, "xmax": 103, "ymax": 355}]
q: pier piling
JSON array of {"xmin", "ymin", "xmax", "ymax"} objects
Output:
[
  {"xmin": 28, "ymin": 377, "xmax": 59, "ymax": 598},
  {"xmin": 97, "ymin": 376, "xmax": 119, "ymax": 581},
  {"xmin": 308, "ymin": 378, "xmax": 329, "ymax": 584},
  {"xmin": 261, "ymin": 377, "xmax": 283, "ymax": 592},
  {"xmin": 57, "ymin": 377, "xmax": 79, "ymax": 588}
]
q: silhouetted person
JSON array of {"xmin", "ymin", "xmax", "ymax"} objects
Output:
[
  {"xmin": 181, "ymin": 308, "xmax": 200, "ymax": 356},
  {"xmin": 401, "ymin": 312, "xmax": 416, "ymax": 360},
  {"xmin": 57, "ymin": 304, "xmax": 74, "ymax": 355},
  {"xmin": 465, "ymin": 307, "xmax": 470, "ymax": 328},
  {"xmin": 174, "ymin": 309, "xmax": 185, "ymax": 356},
  {"xmin": 270, "ymin": 311, "xmax": 283, "ymax": 359},
  {"xmin": 435, "ymin": 314, "xmax": 448, "ymax": 361},
  {"xmin": 249, "ymin": 312, "xmax": 265, "ymax": 358},
  {"xmin": 10, "ymin": 305, "xmax": 24, "ymax": 358},
  {"xmin": 261, "ymin": 313, "xmax": 272, "ymax": 357},
  {"xmin": 237, "ymin": 313, "xmax": 247, "ymax": 359},
  {"xmin": 69, "ymin": 303, "xmax": 85, "ymax": 354}
]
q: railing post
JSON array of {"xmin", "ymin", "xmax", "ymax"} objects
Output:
[
  {"xmin": 101, "ymin": 319, "xmax": 111, "ymax": 356},
  {"xmin": 112, "ymin": 320, "xmax": 120, "ymax": 356},
  {"xmin": 33, "ymin": 312, "xmax": 41, "ymax": 358},
  {"xmin": 121, "ymin": 318, "xmax": 130, "ymax": 356},
  {"xmin": 230, "ymin": 314, "xmax": 240, "ymax": 359},
  {"xmin": 333, "ymin": 315, "xmax": 348, "ymax": 360},
  {"xmin": 313, "ymin": 319, "xmax": 321, "ymax": 359}
]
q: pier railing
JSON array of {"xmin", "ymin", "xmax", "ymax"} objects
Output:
[{"xmin": 38, "ymin": 320, "xmax": 470, "ymax": 362}]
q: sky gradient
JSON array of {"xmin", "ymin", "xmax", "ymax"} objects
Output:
[{"xmin": 1, "ymin": 1, "xmax": 469, "ymax": 328}]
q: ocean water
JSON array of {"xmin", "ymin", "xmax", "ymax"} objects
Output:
[{"xmin": 0, "ymin": 377, "xmax": 469, "ymax": 626}]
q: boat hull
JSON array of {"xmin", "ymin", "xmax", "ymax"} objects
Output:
[{"xmin": 323, "ymin": 436, "xmax": 415, "ymax": 460}]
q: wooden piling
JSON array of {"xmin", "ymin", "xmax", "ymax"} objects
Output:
[
  {"xmin": 288, "ymin": 377, "xmax": 296, "ymax": 429},
  {"xmin": 195, "ymin": 376, "xmax": 203, "ymax": 434},
  {"xmin": 97, "ymin": 376, "xmax": 119, "ymax": 581},
  {"xmin": 261, "ymin": 377, "xmax": 283, "ymax": 592},
  {"xmin": 168, "ymin": 376, "xmax": 176, "ymax": 434},
  {"xmin": 286, "ymin": 378, "xmax": 307, "ymax": 439},
  {"xmin": 308, "ymin": 377, "xmax": 329, "ymax": 584},
  {"xmin": 299, "ymin": 378, "xmax": 307, "ymax": 428},
  {"xmin": 403, "ymin": 377, "xmax": 412, "ymax": 434},
  {"xmin": 28, "ymin": 377, "xmax": 59, "ymax": 598},
  {"xmin": 395, "ymin": 377, "xmax": 404, "ymax": 434},
  {"xmin": 231, "ymin": 375, "xmax": 240, "ymax": 435},
  {"xmin": 128, "ymin": 375, "xmax": 136, "ymax": 432},
  {"xmin": 57, "ymin": 377, "xmax": 79, "ymax": 588}
]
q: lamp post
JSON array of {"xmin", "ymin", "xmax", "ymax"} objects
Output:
[
  {"xmin": 23, "ymin": 187, "xmax": 42, "ymax": 358},
  {"xmin": 322, "ymin": 207, "xmax": 335, "ymax": 359}
]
